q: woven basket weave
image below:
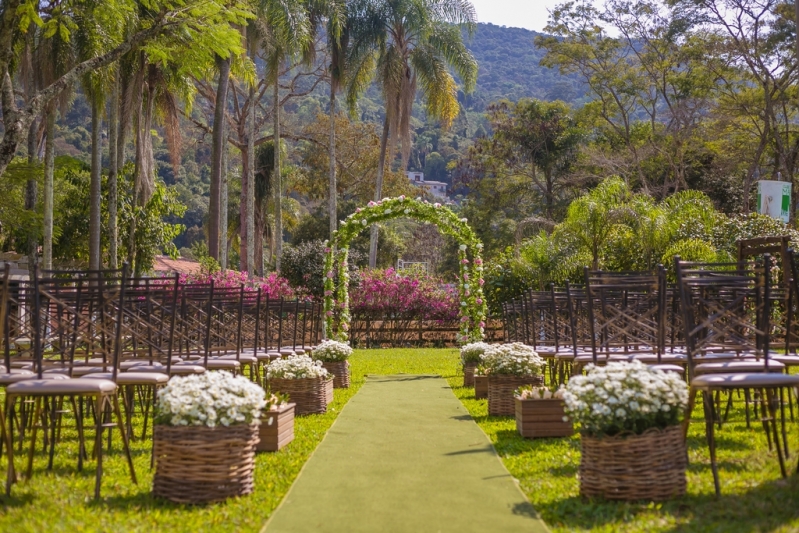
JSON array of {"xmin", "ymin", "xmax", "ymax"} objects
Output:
[
  {"xmin": 580, "ymin": 425, "xmax": 686, "ymax": 501},
  {"xmin": 269, "ymin": 376, "xmax": 332, "ymax": 415},
  {"xmin": 474, "ymin": 375, "xmax": 488, "ymax": 399},
  {"xmin": 322, "ymin": 361, "xmax": 350, "ymax": 388},
  {"xmin": 463, "ymin": 362, "xmax": 477, "ymax": 387},
  {"xmin": 153, "ymin": 423, "xmax": 259, "ymax": 504},
  {"xmin": 487, "ymin": 375, "xmax": 544, "ymax": 416}
]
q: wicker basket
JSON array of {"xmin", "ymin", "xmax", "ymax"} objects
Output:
[
  {"xmin": 487, "ymin": 375, "xmax": 544, "ymax": 416},
  {"xmin": 463, "ymin": 362, "xmax": 477, "ymax": 387},
  {"xmin": 153, "ymin": 423, "xmax": 259, "ymax": 504},
  {"xmin": 322, "ymin": 360, "xmax": 350, "ymax": 388},
  {"xmin": 269, "ymin": 376, "xmax": 333, "ymax": 415},
  {"xmin": 257, "ymin": 403, "xmax": 295, "ymax": 452},
  {"xmin": 474, "ymin": 374, "xmax": 488, "ymax": 399},
  {"xmin": 515, "ymin": 397, "xmax": 573, "ymax": 438},
  {"xmin": 580, "ymin": 425, "xmax": 687, "ymax": 501}
]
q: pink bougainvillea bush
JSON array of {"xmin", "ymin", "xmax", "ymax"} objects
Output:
[
  {"xmin": 349, "ymin": 268, "xmax": 459, "ymax": 322},
  {"xmin": 169, "ymin": 270, "xmax": 305, "ymax": 300}
]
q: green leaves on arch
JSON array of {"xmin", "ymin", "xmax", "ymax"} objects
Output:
[{"xmin": 323, "ymin": 196, "xmax": 488, "ymax": 344}]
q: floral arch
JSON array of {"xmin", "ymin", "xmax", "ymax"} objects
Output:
[{"xmin": 323, "ymin": 196, "xmax": 488, "ymax": 344}]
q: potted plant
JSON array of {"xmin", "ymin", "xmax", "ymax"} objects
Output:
[
  {"xmin": 481, "ymin": 343, "xmax": 545, "ymax": 416},
  {"xmin": 460, "ymin": 342, "xmax": 490, "ymax": 387},
  {"xmin": 514, "ymin": 385, "xmax": 573, "ymax": 438},
  {"xmin": 266, "ymin": 355, "xmax": 333, "ymax": 415},
  {"xmin": 152, "ymin": 371, "xmax": 266, "ymax": 504},
  {"xmin": 563, "ymin": 360, "xmax": 689, "ymax": 501},
  {"xmin": 311, "ymin": 339, "xmax": 353, "ymax": 388},
  {"xmin": 257, "ymin": 393, "xmax": 295, "ymax": 452}
]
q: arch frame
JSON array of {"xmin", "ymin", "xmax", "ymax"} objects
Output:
[{"xmin": 323, "ymin": 196, "xmax": 487, "ymax": 344}]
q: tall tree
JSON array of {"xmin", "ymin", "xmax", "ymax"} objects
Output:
[
  {"xmin": 349, "ymin": 0, "xmax": 479, "ymax": 267},
  {"xmin": 209, "ymin": 54, "xmax": 232, "ymax": 261}
]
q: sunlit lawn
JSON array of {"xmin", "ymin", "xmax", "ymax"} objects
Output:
[{"xmin": 1, "ymin": 348, "xmax": 798, "ymax": 532}]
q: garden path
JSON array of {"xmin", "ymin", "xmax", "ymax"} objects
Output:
[{"xmin": 262, "ymin": 374, "xmax": 549, "ymax": 532}]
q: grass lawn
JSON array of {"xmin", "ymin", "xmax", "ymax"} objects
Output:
[{"xmin": 1, "ymin": 348, "xmax": 798, "ymax": 532}]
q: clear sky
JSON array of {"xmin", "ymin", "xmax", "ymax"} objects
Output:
[{"xmin": 470, "ymin": 0, "xmax": 563, "ymax": 32}]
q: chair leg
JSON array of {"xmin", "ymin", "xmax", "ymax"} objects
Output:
[
  {"xmin": 703, "ymin": 392, "xmax": 721, "ymax": 496},
  {"xmin": 758, "ymin": 389, "xmax": 774, "ymax": 452},
  {"xmin": 683, "ymin": 387, "xmax": 697, "ymax": 440},
  {"xmin": 93, "ymin": 395, "xmax": 105, "ymax": 500},
  {"xmin": 70, "ymin": 396, "xmax": 86, "ymax": 472},
  {"xmin": 25, "ymin": 396, "xmax": 43, "ymax": 481},
  {"xmin": 3, "ymin": 395, "xmax": 17, "ymax": 494},
  {"xmin": 744, "ymin": 388, "xmax": 752, "ymax": 428},
  {"xmin": 766, "ymin": 388, "xmax": 788, "ymax": 479},
  {"xmin": 779, "ymin": 387, "xmax": 789, "ymax": 458},
  {"xmin": 47, "ymin": 397, "xmax": 58, "ymax": 470},
  {"xmin": 112, "ymin": 394, "xmax": 137, "ymax": 485}
]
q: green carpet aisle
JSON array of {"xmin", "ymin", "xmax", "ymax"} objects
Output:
[{"xmin": 262, "ymin": 375, "xmax": 550, "ymax": 533}]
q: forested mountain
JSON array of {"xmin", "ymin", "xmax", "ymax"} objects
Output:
[{"xmin": 463, "ymin": 23, "xmax": 584, "ymax": 110}]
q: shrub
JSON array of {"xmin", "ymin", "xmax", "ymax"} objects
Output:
[
  {"xmin": 311, "ymin": 340, "xmax": 353, "ymax": 362},
  {"xmin": 281, "ymin": 240, "xmax": 362, "ymax": 299},
  {"xmin": 479, "ymin": 343, "xmax": 545, "ymax": 376},
  {"xmin": 350, "ymin": 268, "xmax": 459, "ymax": 321},
  {"xmin": 177, "ymin": 270, "xmax": 302, "ymax": 300}
]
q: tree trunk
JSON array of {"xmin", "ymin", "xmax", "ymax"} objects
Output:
[
  {"xmin": 219, "ymin": 126, "xmax": 229, "ymax": 271},
  {"xmin": 243, "ymin": 83, "xmax": 256, "ymax": 275},
  {"xmin": 89, "ymin": 96, "xmax": 102, "ymax": 271},
  {"xmin": 209, "ymin": 55, "xmax": 231, "ymax": 261},
  {"xmin": 25, "ymin": 117, "xmax": 37, "ymax": 279},
  {"xmin": 240, "ymin": 144, "xmax": 250, "ymax": 273},
  {"xmin": 273, "ymin": 80, "xmax": 282, "ymax": 272},
  {"xmin": 369, "ymin": 117, "xmax": 390, "ymax": 268},
  {"xmin": 329, "ymin": 86, "xmax": 337, "ymax": 242},
  {"xmin": 108, "ymin": 76, "xmax": 119, "ymax": 269},
  {"xmin": 43, "ymin": 107, "xmax": 55, "ymax": 270}
]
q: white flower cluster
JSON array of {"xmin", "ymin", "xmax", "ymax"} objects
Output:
[
  {"xmin": 562, "ymin": 360, "xmax": 689, "ymax": 437},
  {"xmin": 516, "ymin": 385, "xmax": 565, "ymax": 400},
  {"xmin": 460, "ymin": 342, "xmax": 492, "ymax": 365},
  {"xmin": 267, "ymin": 355, "xmax": 330, "ymax": 380},
  {"xmin": 479, "ymin": 342, "xmax": 545, "ymax": 377},
  {"xmin": 312, "ymin": 339, "xmax": 353, "ymax": 362},
  {"xmin": 155, "ymin": 371, "xmax": 267, "ymax": 428}
]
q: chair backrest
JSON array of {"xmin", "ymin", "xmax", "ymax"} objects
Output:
[
  {"xmin": 674, "ymin": 255, "xmax": 772, "ymax": 380},
  {"xmin": 584, "ymin": 267, "xmax": 667, "ymax": 364},
  {"xmin": 32, "ymin": 265, "xmax": 129, "ymax": 378}
]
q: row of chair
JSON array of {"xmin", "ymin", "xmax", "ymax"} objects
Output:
[
  {"xmin": 501, "ymin": 253, "xmax": 799, "ymax": 495},
  {"xmin": 0, "ymin": 265, "xmax": 322, "ymax": 498}
]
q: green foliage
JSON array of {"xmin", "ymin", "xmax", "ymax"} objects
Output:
[
  {"xmin": 190, "ymin": 241, "xmax": 221, "ymax": 275},
  {"xmin": 281, "ymin": 239, "xmax": 363, "ymax": 299}
]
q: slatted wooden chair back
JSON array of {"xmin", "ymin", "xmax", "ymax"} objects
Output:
[
  {"xmin": 674, "ymin": 255, "xmax": 771, "ymax": 380},
  {"xmin": 584, "ymin": 267, "xmax": 667, "ymax": 364}
]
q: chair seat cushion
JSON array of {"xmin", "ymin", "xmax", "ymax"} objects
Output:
[
  {"xmin": 695, "ymin": 360, "xmax": 785, "ymax": 374},
  {"xmin": 44, "ymin": 366, "xmax": 105, "ymax": 377},
  {"xmin": 214, "ymin": 354, "xmax": 258, "ymax": 364},
  {"xmin": 0, "ymin": 373, "xmax": 69, "ymax": 385},
  {"xmin": 649, "ymin": 364, "xmax": 685, "ymax": 374},
  {"xmin": 692, "ymin": 372, "xmax": 799, "ymax": 389},
  {"xmin": 7, "ymin": 378, "xmax": 118, "ymax": 396},
  {"xmin": 84, "ymin": 372, "xmax": 170, "ymax": 385},
  {"xmin": 770, "ymin": 355, "xmax": 799, "ymax": 366},
  {"xmin": 205, "ymin": 359, "xmax": 241, "ymax": 370},
  {"xmin": 138, "ymin": 364, "xmax": 206, "ymax": 375},
  {"xmin": 574, "ymin": 354, "xmax": 609, "ymax": 364},
  {"xmin": 120, "ymin": 361, "xmax": 169, "ymax": 371},
  {"xmin": 627, "ymin": 354, "xmax": 687, "ymax": 364}
]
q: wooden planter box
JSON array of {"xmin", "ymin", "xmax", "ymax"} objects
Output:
[
  {"xmin": 514, "ymin": 397, "xmax": 573, "ymax": 438},
  {"xmin": 580, "ymin": 425, "xmax": 687, "ymax": 501},
  {"xmin": 322, "ymin": 360, "xmax": 350, "ymax": 388},
  {"xmin": 487, "ymin": 375, "xmax": 544, "ymax": 416},
  {"xmin": 474, "ymin": 375, "xmax": 488, "ymax": 399},
  {"xmin": 257, "ymin": 403, "xmax": 295, "ymax": 452},
  {"xmin": 463, "ymin": 362, "xmax": 477, "ymax": 387},
  {"xmin": 153, "ymin": 423, "xmax": 259, "ymax": 504},
  {"xmin": 269, "ymin": 376, "xmax": 333, "ymax": 415}
]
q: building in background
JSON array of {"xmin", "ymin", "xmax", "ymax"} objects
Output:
[{"xmin": 407, "ymin": 171, "xmax": 448, "ymax": 199}]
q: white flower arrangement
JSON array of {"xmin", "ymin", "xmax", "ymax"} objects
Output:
[
  {"xmin": 155, "ymin": 371, "xmax": 267, "ymax": 428},
  {"xmin": 515, "ymin": 385, "xmax": 565, "ymax": 400},
  {"xmin": 562, "ymin": 360, "xmax": 689, "ymax": 437},
  {"xmin": 311, "ymin": 339, "xmax": 353, "ymax": 362},
  {"xmin": 460, "ymin": 342, "xmax": 492, "ymax": 365},
  {"xmin": 266, "ymin": 355, "xmax": 330, "ymax": 380},
  {"xmin": 479, "ymin": 343, "xmax": 545, "ymax": 377}
]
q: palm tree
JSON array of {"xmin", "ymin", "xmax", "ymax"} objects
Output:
[
  {"xmin": 261, "ymin": 0, "xmax": 313, "ymax": 272},
  {"xmin": 349, "ymin": 0, "xmax": 478, "ymax": 267}
]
